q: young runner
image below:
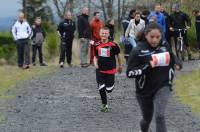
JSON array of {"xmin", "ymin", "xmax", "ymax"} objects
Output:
[
  {"xmin": 126, "ymin": 23, "xmax": 182, "ymax": 132},
  {"xmin": 94, "ymin": 27, "xmax": 122, "ymax": 112}
]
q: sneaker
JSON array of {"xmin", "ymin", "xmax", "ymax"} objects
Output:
[
  {"xmin": 60, "ymin": 62, "xmax": 64, "ymax": 68},
  {"xmin": 81, "ymin": 63, "xmax": 90, "ymax": 68},
  {"xmin": 100, "ymin": 104, "xmax": 109, "ymax": 112},
  {"xmin": 32, "ymin": 63, "xmax": 36, "ymax": 66},
  {"xmin": 40, "ymin": 63, "xmax": 48, "ymax": 66}
]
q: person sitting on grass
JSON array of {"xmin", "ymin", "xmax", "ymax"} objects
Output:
[
  {"xmin": 94, "ymin": 27, "xmax": 123, "ymax": 112},
  {"xmin": 31, "ymin": 17, "xmax": 47, "ymax": 66}
]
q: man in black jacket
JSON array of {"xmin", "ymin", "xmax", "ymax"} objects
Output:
[
  {"xmin": 77, "ymin": 7, "xmax": 91, "ymax": 68},
  {"xmin": 169, "ymin": 4, "xmax": 192, "ymax": 59},
  {"xmin": 58, "ymin": 11, "xmax": 76, "ymax": 68}
]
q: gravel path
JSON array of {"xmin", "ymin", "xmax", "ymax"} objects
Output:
[{"xmin": 0, "ymin": 61, "xmax": 200, "ymax": 132}]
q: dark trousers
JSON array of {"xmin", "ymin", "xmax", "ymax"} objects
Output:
[
  {"xmin": 32, "ymin": 45, "xmax": 43, "ymax": 64},
  {"xmin": 59, "ymin": 39, "xmax": 73, "ymax": 64},
  {"xmin": 197, "ymin": 31, "xmax": 200, "ymax": 51},
  {"xmin": 137, "ymin": 86, "xmax": 171, "ymax": 132},
  {"xmin": 16, "ymin": 39, "xmax": 30, "ymax": 67},
  {"xmin": 96, "ymin": 70, "xmax": 115, "ymax": 105}
]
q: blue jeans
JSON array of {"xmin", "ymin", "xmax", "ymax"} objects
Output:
[{"xmin": 128, "ymin": 36, "xmax": 137, "ymax": 48}]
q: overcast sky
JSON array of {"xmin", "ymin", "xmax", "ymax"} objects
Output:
[{"xmin": 0, "ymin": 0, "xmax": 21, "ymax": 18}]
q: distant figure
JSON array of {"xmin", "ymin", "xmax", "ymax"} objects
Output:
[
  {"xmin": 125, "ymin": 11, "xmax": 145, "ymax": 48},
  {"xmin": 77, "ymin": 7, "xmax": 91, "ymax": 68},
  {"xmin": 31, "ymin": 17, "xmax": 47, "ymax": 66},
  {"xmin": 122, "ymin": 9, "xmax": 136, "ymax": 35},
  {"xmin": 12, "ymin": 12, "xmax": 32, "ymax": 69},
  {"xmin": 141, "ymin": 10, "xmax": 150, "ymax": 25},
  {"xmin": 106, "ymin": 19, "xmax": 115, "ymax": 41},
  {"xmin": 192, "ymin": 9, "xmax": 200, "ymax": 58},
  {"xmin": 58, "ymin": 11, "xmax": 76, "ymax": 68},
  {"xmin": 148, "ymin": 3, "xmax": 166, "ymax": 34},
  {"xmin": 90, "ymin": 11, "xmax": 104, "ymax": 64}
]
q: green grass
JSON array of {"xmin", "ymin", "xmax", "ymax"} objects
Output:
[{"xmin": 175, "ymin": 69, "xmax": 200, "ymax": 115}]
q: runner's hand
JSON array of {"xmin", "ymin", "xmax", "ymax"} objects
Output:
[{"xmin": 117, "ymin": 66, "xmax": 123, "ymax": 74}]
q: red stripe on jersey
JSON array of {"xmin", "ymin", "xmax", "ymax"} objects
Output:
[{"xmin": 100, "ymin": 68, "xmax": 117, "ymax": 74}]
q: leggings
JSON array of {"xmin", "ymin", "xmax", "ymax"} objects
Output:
[{"xmin": 137, "ymin": 86, "xmax": 171, "ymax": 132}]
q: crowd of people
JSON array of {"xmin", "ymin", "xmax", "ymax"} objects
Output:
[{"xmin": 11, "ymin": 3, "xmax": 200, "ymax": 132}]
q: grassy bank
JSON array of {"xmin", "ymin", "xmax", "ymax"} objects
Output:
[
  {"xmin": 175, "ymin": 69, "xmax": 200, "ymax": 115},
  {"xmin": 0, "ymin": 65, "xmax": 57, "ymax": 100}
]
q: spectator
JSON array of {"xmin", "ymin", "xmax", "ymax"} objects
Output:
[
  {"xmin": 192, "ymin": 9, "xmax": 200, "ymax": 58},
  {"xmin": 58, "ymin": 11, "xmax": 76, "ymax": 68},
  {"xmin": 148, "ymin": 3, "xmax": 166, "ymax": 34},
  {"xmin": 90, "ymin": 11, "xmax": 104, "ymax": 64},
  {"xmin": 77, "ymin": 7, "xmax": 91, "ymax": 68},
  {"xmin": 11, "ymin": 12, "xmax": 32, "ymax": 69},
  {"xmin": 125, "ymin": 11, "xmax": 145, "ymax": 48},
  {"xmin": 106, "ymin": 19, "xmax": 115, "ymax": 41},
  {"xmin": 31, "ymin": 17, "xmax": 47, "ymax": 67},
  {"xmin": 122, "ymin": 9, "xmax": 136, "ymax": 35}
]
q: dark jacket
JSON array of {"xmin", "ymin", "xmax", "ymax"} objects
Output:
[
  {"xmin": 77, "ymin": 14, "xmax": 91, "ymax": 39},
  {"xmin": 31, "ymin": 25, "xmax": 46, "ymax": 40},
  {"xmin": 126, "ymin": 41, "xmax": 182, "ymax": 96},
  {"xmin": 58, "ymin": 19, "xmax": 76, "ymax": 41},
  {"xmin": 170, "ymin": 11, "xmax": 191, "ymax": 29},
  {"xmin": 122, "ymin": 16, "xmax": 133, "ymax": 35},
  {"xmin": 106, "ymin": 24, "xmax": 115, "ymax": 41},
  {"xmin": 195, "ymin": 16, "xmax": 200, "ymax": 32}
]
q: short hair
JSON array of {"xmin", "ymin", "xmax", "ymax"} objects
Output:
[
  {"xmin": 93, "ymin": 12, "xmax": 100, "ymax": 16},
  {"xmin": 193, "ymin": 9, "xmax": 199, "ymax": 14},
  {"xmin": 155, "ymin": 2, "xmax": 161, "ymax": 7},
  {"xmin": 101, "ymin": 26, "xmax": 110, "ymax": 31},
  {"xmin": 135, "ymin": 11, "xmax": 141, "ymax": 16}
]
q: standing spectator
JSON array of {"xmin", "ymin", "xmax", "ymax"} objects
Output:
[
  {"xmin": 169, "ymin": 4, "xmax": 192, "ymax": 60},
  {"xmin": 90, "ymin": 12, "xmax": 104, "ymax": 64},
  {"xmin": 77, "ymin": 7, "xmax": 91, "ymax": 68},
  {"xmin": 125, "ymin": 12, "xmax": 145, "ymax": 48},
  {"xmin": 31, "ymin": 17, "xmax": 47, "ymax": 66},
  {"xmin": 12, "ymin": 12, "xmax": 32, "ymax": 69},
  {"xmin": 106, "ymin": 19, "xmax": 115, "ymax": 41},
  {"xmin": 161, "ymin": 5, "xmax": 172, "ymax": 46},
  {"xmin": 192, "ymin": 9, "xmax": 200, "ymax": 58},
  {"xmin": 58, "ymin": 11, "xmax": 76, "ymax": 68},
  {"xmin": 122, "ymin": 9, "xmax": 136, "ymax": 35},
  {"xmin": 148, "ymin": 3, "xmax": 166, "ymax": 34},
  {"xmin": 141, "ymin": 10, "xmax": 150, "ymax": 25}
]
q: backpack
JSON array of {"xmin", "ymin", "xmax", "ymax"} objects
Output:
[{"xmin": 35, "ymin": 32, "xmax": 44, "ymax": 46}]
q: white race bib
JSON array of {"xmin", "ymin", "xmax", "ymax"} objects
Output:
[
  {"xmin": 98, "ymin": 48, "xmax": 110, "ymax": 57},
  {"xmin": 151, "ymin": 52, "xmax": 170, "ymax": 67}
]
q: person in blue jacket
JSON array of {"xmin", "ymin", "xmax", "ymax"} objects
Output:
[{"xmin": 148, "ymin": 3, "xmax": 166, "ymax": 34}]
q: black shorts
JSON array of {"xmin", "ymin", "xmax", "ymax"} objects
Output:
[{"xmin": 96, "ymin": 70, "xmax": 115, "ymax": 93}]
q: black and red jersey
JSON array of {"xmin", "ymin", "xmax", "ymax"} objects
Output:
[{"xmin": 95, "ymin": 41, "xmax": 120, "ymax": 74}]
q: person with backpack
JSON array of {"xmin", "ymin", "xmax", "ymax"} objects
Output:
[
  {"xmin": 126, "ymin": 23, "xmax": 182, "ymax": 132},
  {"xmin": 58, "ymin": 11, "xmax": 76, "ymax": 68},
  {"xmin": 12, "ymin": 12, "xmax": 32, "ymax": 69},
  {"xmin": 94, "ymin": 27, "xmax": 122, "ymax": 112},
  {"xmin": 31, "ymin": 17, "xmax": 47, "ymax": 66}
]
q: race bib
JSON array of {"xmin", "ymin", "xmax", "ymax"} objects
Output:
[
  {"xmin": 98, "ymin": 48, "xmax": 110, "ymax": 57},
  {"xmin": 151, "ymin": 52, "xmax": 170, "ymax": 67}
]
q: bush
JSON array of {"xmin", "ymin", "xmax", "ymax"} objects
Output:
[{"xmin": 45, "ymin": 31, "xmax": 59, "ymax": 59}]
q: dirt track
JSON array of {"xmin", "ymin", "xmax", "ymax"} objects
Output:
[{"xmin": 0, "ymin": 60, "xmax": 200, "ymax": 132}]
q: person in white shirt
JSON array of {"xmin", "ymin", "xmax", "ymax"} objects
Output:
[
  {"xmin": 125, "ymin": 11, "xmax": 145, "ymax": 48},
  {"xmin": 12, "ymin": 12, "xmax": 32, "ymax": 69}
]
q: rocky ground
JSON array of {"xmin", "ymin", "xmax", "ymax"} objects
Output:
[{"xmin": 0, "ymin": 61, "xmax": 200, "ymax": 132}]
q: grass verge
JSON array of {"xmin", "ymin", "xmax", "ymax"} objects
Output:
[{"xmin": 175, "ymin": 69, "xmax": 200, "ymax": 115}]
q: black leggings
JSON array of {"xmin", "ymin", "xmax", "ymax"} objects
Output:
[
  {"xmin": 137, "ymin": 86, "xmax": 171, "ymax": 132},
  {"xmin": 96, "ymin": 70, "xmax": 115, "ymax": 105}
]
